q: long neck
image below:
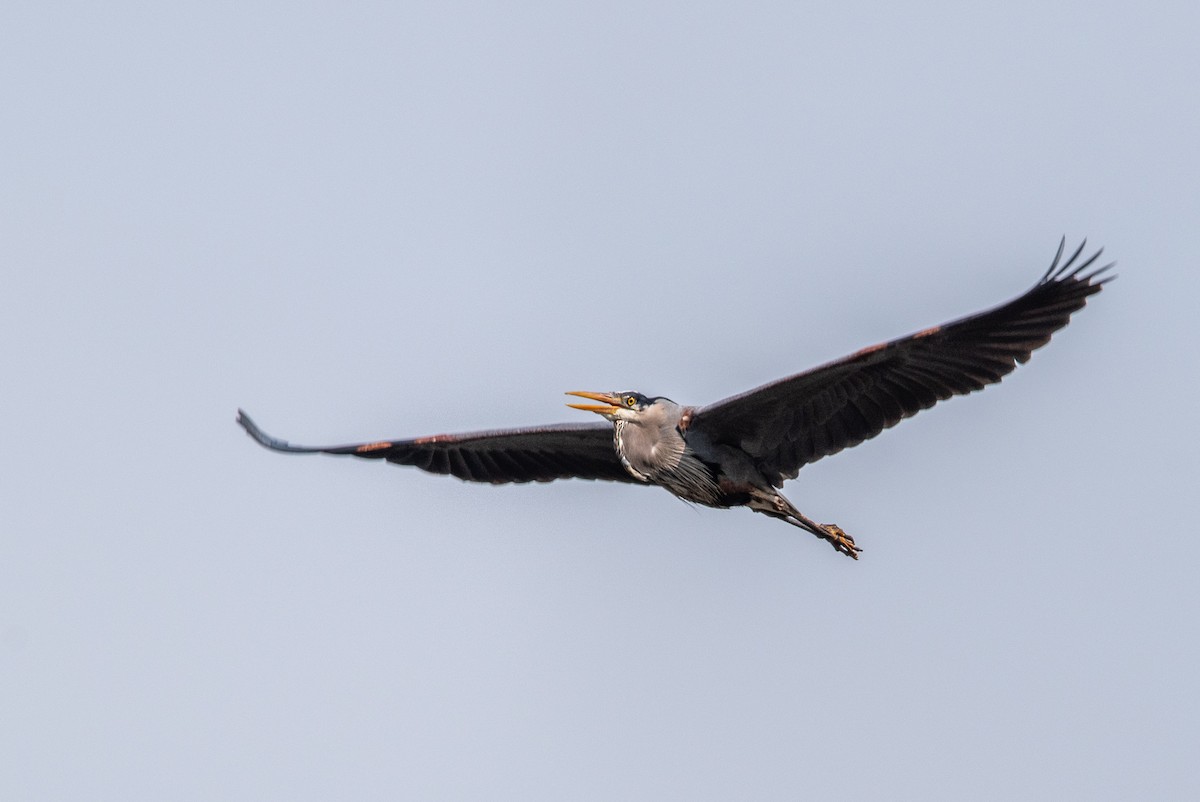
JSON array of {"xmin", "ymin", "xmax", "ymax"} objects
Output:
[
  {"xmin": 614, "ymin": 412, "xmax": 722, "ymax": 505},
  {"xmin": 613, "ymin": 419, "xmax": 653, "ymax": 481},
  {"xmin": 613, "ymin": 410, "xmax": 686, "ymax": 482}
]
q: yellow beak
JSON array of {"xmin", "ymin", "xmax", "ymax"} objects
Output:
[{"xmin": 565, "ymin": 390, "xmax": 621, "ymax": 415}]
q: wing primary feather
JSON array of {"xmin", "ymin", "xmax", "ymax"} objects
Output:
[
  {"xmin": 1038, "ymin": 236, "xmax": 1070, "ymax": 283},
  {"xmin": 236, "ymin": 409, "xmax": 327, "ymax": 453}
]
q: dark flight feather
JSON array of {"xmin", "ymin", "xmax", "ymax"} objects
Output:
[
  {"xmin": 237, "ymin": 410, "xmax": 637, "ymax": 485},
  {"xmin": 691, "ymin": 239, "xmax": 1113, "ymax": 486}
]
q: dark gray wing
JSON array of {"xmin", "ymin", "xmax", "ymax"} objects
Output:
[
  {"xmin": 691, "ymin": 240, "xmax": 1113, "ymax": 486},
  {"xmin": 237, "ymin": 410, "xmax": 639, "ymax": 485}
]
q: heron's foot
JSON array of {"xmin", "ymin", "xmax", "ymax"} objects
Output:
[{"xmin": 821, "ymin": 524, "xmax": 861, "ymax": 560}]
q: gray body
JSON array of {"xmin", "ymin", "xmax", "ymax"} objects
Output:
[{"xmin": 584, "ymin": 392, "xmax": 856, "ymax": 555}]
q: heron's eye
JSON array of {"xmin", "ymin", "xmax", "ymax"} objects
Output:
[{"xmin": 625, "ymin": 396, "xmax": 636, "ymax": 407}]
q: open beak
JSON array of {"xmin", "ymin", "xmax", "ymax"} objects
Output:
[{"xmin": 566, "ymin": 390, "xmax": 621, "ymax": 415}]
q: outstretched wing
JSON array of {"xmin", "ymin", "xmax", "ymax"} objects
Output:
[
  {"xmin": 237, "ymin": 410, "xmax": 639, "ymax": 485},
  {"xmin": 691, "ymin": 239, "xmax": 1113, "ymax": 486}
]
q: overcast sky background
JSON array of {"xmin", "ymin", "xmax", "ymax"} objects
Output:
[{"xmin": 3, "ymin": 2, "xmax": 1198, "ymax": 799}]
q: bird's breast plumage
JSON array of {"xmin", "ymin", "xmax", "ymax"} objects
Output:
[
  {"xmin": 612, "ymin": 420, "xmax": 651, "ymax": 482},
  {"xmin": 612, "ymin": 418, "xmax": 722, "ymax": 506}
]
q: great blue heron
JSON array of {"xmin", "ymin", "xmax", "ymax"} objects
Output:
[{"xmin": 238, "ymin": 240, "xmax": 1111, "ymax": 558}]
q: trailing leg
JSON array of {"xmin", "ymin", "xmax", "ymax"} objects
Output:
[{"xmin": 747, "ymin": 489, "xmax": 862, "ymax": 559}]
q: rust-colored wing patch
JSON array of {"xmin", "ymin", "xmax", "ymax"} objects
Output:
[{"xmin": 852, "ymin": 341, "xmax": 888, "ymax": 359}]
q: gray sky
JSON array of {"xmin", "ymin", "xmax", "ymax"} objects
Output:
[{"xmin": 3, "ymin": 2, "xmax": 1198, "ymax": 799}]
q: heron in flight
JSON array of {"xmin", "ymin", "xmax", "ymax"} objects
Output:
[{"xmin": 238, "ymin": 240, "xmax": 1111, "ymax": 559}]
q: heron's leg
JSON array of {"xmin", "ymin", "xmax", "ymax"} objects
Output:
[
  {"xmin": 749, "ymin": 490, "xmax": 861, "ymax": 559},
  {"xmin": 783, "ymin": 509, "xmax": 860, "ymax": 560}
]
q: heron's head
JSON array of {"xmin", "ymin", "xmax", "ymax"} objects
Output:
[{"xmin": 565, "ymin": 391, "xmax": 657, "ymax": 422}]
